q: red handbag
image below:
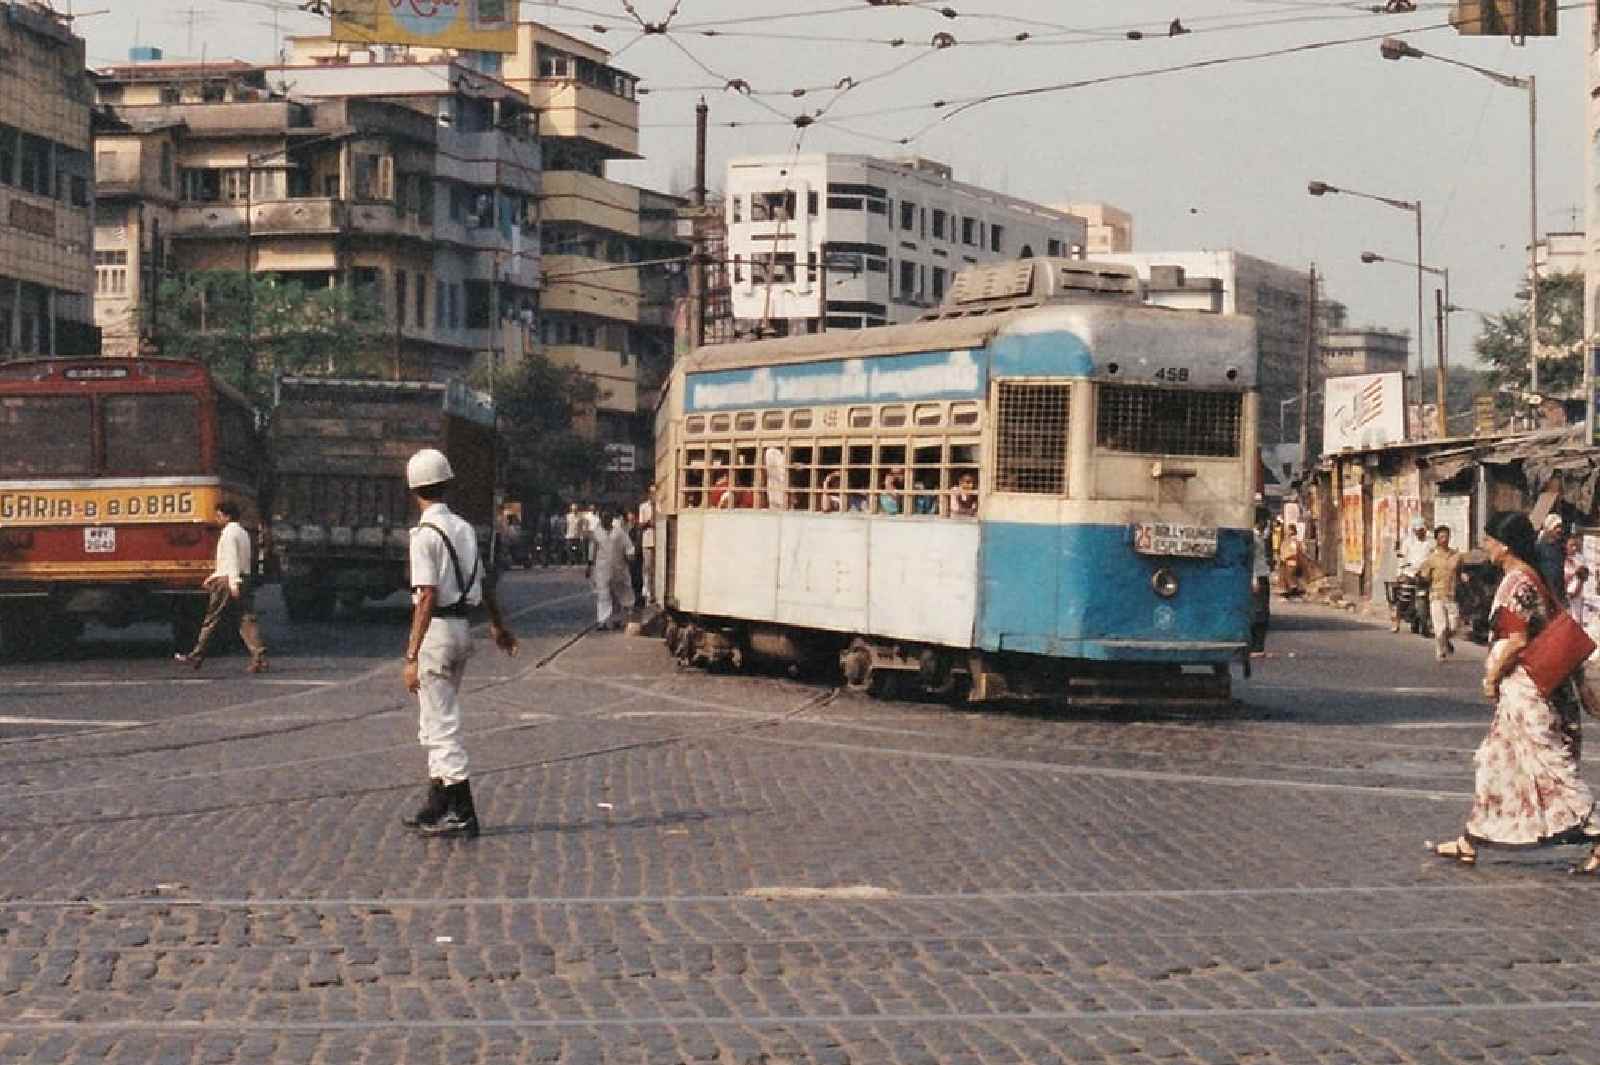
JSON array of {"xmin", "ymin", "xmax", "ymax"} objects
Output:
[{"xmin": 1519, "ymin": 579, "xmax": 1597, "ymax": 697}]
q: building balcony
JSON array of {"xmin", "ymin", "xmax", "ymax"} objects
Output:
[
  {"xmin": 545, "ymin": 342, "xmax": 637, "ymax": 413},
  {"xmin": 436, "ymin": 129, "xmax": 541, "ymax": 195},
  {"xmin": 523, "ymin": 81, "xmax": 639, "ymax": 159},
  {"xmin": 171, "ymin": 198, "xmax": 345, "ymax": 239},
  {"xmin": 540, "ymin": 171, "xmax": 640, "ymax": 238},
  {"xmin": 543, "ymin": 253, "xmax": 639, "ymax": 322},
  {"xmin": 347, "ymin": 201, "xmax": 432, "ymax": 241}
]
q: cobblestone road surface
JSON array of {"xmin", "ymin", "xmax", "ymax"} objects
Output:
[{"xmin": 3, "ymin": 572, "xmax": 1600, "ymax": 1063}]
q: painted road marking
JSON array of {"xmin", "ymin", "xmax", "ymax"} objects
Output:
[{"xmin": 0, "ymin": 715, "xmax": 143, "ymax": 728}]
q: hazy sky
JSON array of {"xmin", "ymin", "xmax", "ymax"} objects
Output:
[{"xmin": 70, "ymin": 0, "xmax": 1591, "ymax": 370}]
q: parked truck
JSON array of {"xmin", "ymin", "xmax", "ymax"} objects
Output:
[{"xmin": 267, "ymin": 376, "xmax": 497, "ymax": 621}]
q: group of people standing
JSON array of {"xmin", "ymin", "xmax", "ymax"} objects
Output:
[{"xmin": 552, "ymin": 497, "xmax": 656, "ymax": 631}]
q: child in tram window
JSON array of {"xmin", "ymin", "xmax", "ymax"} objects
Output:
[
  {"xmin": 950, "ymin": 473, "xmax": 979, "ymax": 517},
  {"xmin": 912, "ymin": 478, "xmax": 938, "ymax": 515},
  {"xmin": 819, "ymin": 471, "xmax": 843, "ymax": 513},
  {"xmin": 877, "ymin": 471, "xmax": 903, "ymax": 515}
]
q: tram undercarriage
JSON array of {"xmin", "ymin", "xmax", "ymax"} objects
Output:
[{"xmin": 663, "ymin": 613, "xmax": 1236, "ymax": 707}]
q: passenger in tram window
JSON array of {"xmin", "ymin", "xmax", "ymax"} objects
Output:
[
  {"xmin": 709, "ymin": 465, "xmax": 733, "ymax": 509},
  {"xmin": 911, "ymin": 477, "xmax": 939, "ymax": 515},
  {"xmin": 878, "ymin": 470, "xmax": 903, "ymax": 515},
  {"xmin": 819, "ymin": 470, "xmax": 843, "ymax": 512},
  {"xmin": 950, "ymin": 473, "xmax": 979, "ymax": 517},
  {"xmin": 763, "ymin": 444, "xmax": 788, "ymax": 510}
]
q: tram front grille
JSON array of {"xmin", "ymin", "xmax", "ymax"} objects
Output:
[
  {"xmin": 995, "ymin": 382, "xmax": 1071, "ymax": 495},
  {"xmin": 1096, "ymin": 385, "xmax": 1242, "ymax": 458}
]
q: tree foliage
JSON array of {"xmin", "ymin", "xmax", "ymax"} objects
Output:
[
  {"xmin": 487, "ymin": 350, "xmax": 610, "ymax": 508},
  {"xmin": 146, "ymin": 271, "xmax": 389, "ymax": 403},
  {"xmin": 1472, "ymin": 270, "xmax": 1584, "ymax": 397}
]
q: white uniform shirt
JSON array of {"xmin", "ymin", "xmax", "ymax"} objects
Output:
[
  {"xmin": 638, "ymin": 499, "xmax": 654, "ymax": 549},
  {"xmin": 410, "ymin": 502, "xmax": 483, "ymax": 610},
  {"xmin": 210, "ymin": 521, "xmax": 253, "ymax": 594},
  {"xmin": 564, "ymin": 511, "xmax": 580, "ymax": 539}
]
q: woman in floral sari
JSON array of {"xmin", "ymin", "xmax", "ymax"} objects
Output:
[{"xmin": 1431, "ymin": 511, "xmax": 1600, "ymax": 872}]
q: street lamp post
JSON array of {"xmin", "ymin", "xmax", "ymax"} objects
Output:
[
  {"xmin": 1361, "ymin": 251, "xmax": 1449, "ymax": 437},
  {"xmin": 1308, "ymin": 180, "xmax": 1426, "ymax": 410},
  {"xmin": 1379, "ymin": 37, "xmax": 1538, "ymax": 396},
  {"xmin": 1278, "ymin": 394, "xmax": 1302, "ymax": 444}
]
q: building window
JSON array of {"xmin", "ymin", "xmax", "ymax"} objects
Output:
[
  {"xmin": 159, "ymin": 86, "xmax": 180, "ymax": 104},
  {"xmin": 990, "ymin": 224, "xmax": 1004, "ymax": 253},
  {"xmin": 415, "ymin": 274, "xmax": 427, "ymax": 328},
  {"xmin": 95, "ymin": 249, "xmax": 129, "ymax": 296},
  {"xmin": 159, "ymin": 143, "xmax": 173, "ymax": 188},
  {"xmin": 898, "ymin": 260, "xmax": 916, "ymax": 300},
  {"xmin": 18, "ymin": 134, "xmax": 52, "ymax": 197},
  {"xmin": 932, "ymin": 266, "xmax": 946, "ymax": 302},
  {"xmin": 352, "ymin": 152, "xmax": 393, "ymax": 202},
  {"xmin": 1047, "ymin": 238, "xmax": 1064, "ymax": 257},
  {"xmin": 730, "ymin": 195, "xmax": 742, "ymax": 223},
  {"xmin": 931, "ymin": 209, "xmax": 947, "ymax": 240},
  {"xmin": 0, "ymin": 125, "xmax": 16, "ymax": 187},
  {"xmin": 807, "ymin": 190, "xmax": 818, "ymax": 215},
  {"xmin": 435, "ymin": 279, "xmax": 446, "ymax": 330},
  {"xmin": 395, "ymin": 270, "xmax": 407, "ymax": 326},
  {"xmin": 465, "ymin": 280, "xmax": 491, "ymax": 329},
  {"xmin": 961, "ymin": 217, "xmax": 977, "ymax": 245},
  {"xmin": 900, "ymin": 200, "xmax": 916, "ymax": 231}
]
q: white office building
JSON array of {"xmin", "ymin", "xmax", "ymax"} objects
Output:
[{"xmin": 724, "ymin": 154, "xmax": 1086, "ymax": 333}]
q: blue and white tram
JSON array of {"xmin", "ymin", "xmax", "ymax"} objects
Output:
[{"xmin": 652, "ymin": 259, "xmax": 1260, "ymax": 701}]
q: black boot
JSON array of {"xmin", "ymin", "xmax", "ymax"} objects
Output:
[
  {"xmin": 419, "ymin": 779, "xmax": 479, "ymax": 838},
  {"xmin": 402, "ymin": 778, "xmax": 447, "ymax": 830}
]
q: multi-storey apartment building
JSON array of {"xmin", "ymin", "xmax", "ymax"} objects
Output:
[
  {"xmin": 0, "ymin": 1, "xmax": 95, "ymax": 357},
  {"xmin": 92, "ymin": 48, "xmax": 540, "ymax": 379},
  {"xmin": 723, "ymin": 154, "xmax": 1086, "ymax": 334}
]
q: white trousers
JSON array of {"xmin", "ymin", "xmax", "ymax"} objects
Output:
[
  {"xmin": 641, "ymin": 546, "xmax": 655, "ymax": 603},
  {"xmin": 1430, "ymin": 599, "xmax": 1460, "ymax": 658},
  {"xmin": 417, "ymin": 618, "xmax": 473, "ymax": 783},
  {"xmin": 594, "ymin": 567, "xmax": 635, "ymax": 626}
]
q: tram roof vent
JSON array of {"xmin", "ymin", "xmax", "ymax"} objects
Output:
[{"xmin": 925, "ymin": 258, "xmax": 1143, "ymax": 320}]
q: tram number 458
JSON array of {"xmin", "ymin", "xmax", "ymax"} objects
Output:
[{"xmin": 1153, "ymin": 367, "xmax": 1190, "ymax": 383}]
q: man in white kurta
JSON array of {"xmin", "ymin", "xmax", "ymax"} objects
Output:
[
  {"xmin": 177, "ymin": 501, "xmax": 266, "ymax": 671},
  {"xmin": 586, "ymin": 510, "xmax": 636, "ymax": 629}
]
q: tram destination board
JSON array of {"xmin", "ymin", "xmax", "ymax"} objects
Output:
[{"xmin": 1132, "ymin": 521, "xmax": 1218, "ymax": 558}]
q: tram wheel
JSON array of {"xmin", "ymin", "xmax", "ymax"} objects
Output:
[
  {"xmin": 866, "ymin": 670, "xmax": 905, "ymax": 700},
  {"xmin": 841, "ymin": 639, "xmax": 873, "ymax": 690}
]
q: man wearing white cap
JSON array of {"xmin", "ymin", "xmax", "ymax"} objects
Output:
[
  {"xmin": 400, "ymin": 447, "xmax": 518, "ymax": 838},
  {"xmin": 1537, "ymin": 513, "xmax": 1569, "ymax": 606},
  {"xmin": 1393, "ymin": 514, "xmax": 1433, "ymax": 633}
]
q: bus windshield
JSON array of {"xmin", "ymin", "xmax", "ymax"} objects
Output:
[
  {"xmin": 0, "ymin": 396, "xmax": 94, "ymax": 477},
  {"xmin": 104, "ymin": 394, "xmax": 202, "ymax": 475}
]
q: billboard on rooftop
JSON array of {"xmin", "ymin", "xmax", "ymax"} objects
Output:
[{"xmin": 332, "ymin": 0, "xmax": 516, "ymax": 54}]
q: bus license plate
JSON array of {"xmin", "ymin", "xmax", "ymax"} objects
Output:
[
  {"xmin": 1133, "ymin": 521, "xmax": 1217, "ymax": 558},
  {"xmin": 84, "ymin": 526, "xmax": 116, "ymax": 554}
]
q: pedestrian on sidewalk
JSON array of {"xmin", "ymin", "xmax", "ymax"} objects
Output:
[
  {"xmin": 400, "ymin": 448, "xmax": 518, "ymax": 839},
  {"xmin": 1415, "ymin": 524, "xmax": 1467, "ymax": 662},
  {"xmin": 1277, "ymin": 523, "xmax": 1305, "ymax": 597},
  {"xmin": 1429, "ymin": 510, "xmax": 1600, "ymax": 872},
  {"xmin": 638, "ymin": 489, "xmax": 656, "ymax": 606},
  {"xmin": 1537, "ymin": 514, "xmax": 1569, "ymax": 607},
  {"xmin": 175, "ymin": 501, "xmax": 267, "ymax": 673},
  {"xmin": 586, "ymin": 508, "xmax": 636, "ymax": 630}
]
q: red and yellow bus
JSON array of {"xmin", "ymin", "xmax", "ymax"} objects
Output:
[{"xmin": 0, "ymin": 358, "xmax": 262, "ymax": 656}]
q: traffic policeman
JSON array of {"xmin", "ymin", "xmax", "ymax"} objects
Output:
[{"xmin": 400, "ymin": 448, "xmax": 518, "ymax": 838}]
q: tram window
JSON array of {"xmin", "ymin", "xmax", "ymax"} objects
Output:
[
  {"xmin": 735, "ymin": 412, "xmax": 757, "ymax": 432},
  {"xmin": 0, "ymin": 396, "xmax": 93, "ymax": 477},
  {"xmin": 680, "ymin": 447, "xmax": 706, "ymax": 508},
  {"xmin": 1096, "ymin": 385, "xmax": 1242, "ymax": 458},
  {"xmin": 761, "ymin": 410, "xmax": 785, "ymax": 431},
  {"xmin": 911, "ymin": 443, "xmax": 943, "ymax": 516},
  {"xmin": 995, "ymin": 381, "xmax": 1070, "ymax": 495},
  {"xmin": 105, "ymin": 394, "xmax": 202, "ymax": 475},
  {"xmin": 848, "ymin": 407, "xmax": 873, "ymax": 429},
  {"xmin": 788, "ymin": 445, "xmax": 814, "ymax": 510},
  {"xmin": 950, "ymin": 402, "xmax": 980, "ymax": 427},
  {"xmin": 880, "ymin": 405, "xmax": 907, "ymax": 428},
  {"xmin": 949, "ymin": 442, "xmax": 981, "ymax": 511},
  {"xmin": 913, "ymin": 403, "xmax": 944, "ymax": 427},
  {"xmin": 709, "ymin": 413, "xmax": 731, "ymax": 433},
  {"xmin": 790, "ymin": 408, "xmax": 814, "ymax": 429},
  {"xmin": 685, "ymin": 415, "xmax": 706, "ymax": 435}
]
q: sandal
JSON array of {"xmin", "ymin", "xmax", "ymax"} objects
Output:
[
  {"xmin": 1427, "ymin": 836, "xmax": 1477, "ymax": 865},
  {"xmin": 1571, "ymin": 849, "xmax": 1600, "ymax": 876}
]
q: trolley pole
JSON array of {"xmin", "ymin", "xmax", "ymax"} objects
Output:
[{"xmin": 687, "ymin": 96, "xmax": 708, "ymax": 352}]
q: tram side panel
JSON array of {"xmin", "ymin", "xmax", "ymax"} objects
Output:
[{"xmin": 773, "ymin": 512, "xmax": 869, "ymax": 635}]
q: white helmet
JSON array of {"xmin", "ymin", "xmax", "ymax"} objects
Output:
[{"xmin": 406, "ymin": 448, "xmax": 454, "ymax": 489}]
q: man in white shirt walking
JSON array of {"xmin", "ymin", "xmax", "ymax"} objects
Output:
[
  {"xmin": 401, "ymin": 448, "xmax": 518, "ymax": 838},
  {"xmin": 637, "ymin": 490, "xmax": 655, "ymax": 606},
  {"xmin": 586, "ymin": 509, "xmax": 636, "ymax": 630},
  {"xmin": 175, "ymin": 500, "xmax": 266, "ymax": 672}
]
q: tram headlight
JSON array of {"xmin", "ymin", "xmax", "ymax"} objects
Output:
[{"xmin": 1150, "ymin": 567, "xmax": 1179, "ymax": 599}]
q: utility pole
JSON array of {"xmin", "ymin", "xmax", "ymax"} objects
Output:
[
  {"xmin": 1298, "ymin": 264, "xmax": 1316, "ymax": 470},
  {"xmin": 1434, "ymin": 288, "xmax": 1447, "ymax": 437},
  {"xmin": 687, "ymin": 96, "xmax": 707, "ymax": 352}
]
